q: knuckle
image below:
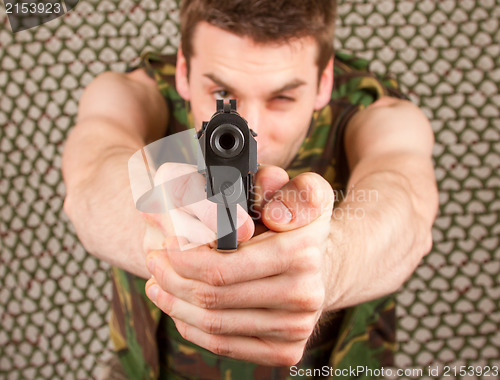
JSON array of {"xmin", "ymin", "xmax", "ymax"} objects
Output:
[
  {"xmin": 207, "ymin": 336, "xmax": 232, "ymax": 357},
  {"xmin": 284, "ymin": 315, "xmax": 316, "ymax": 340},
  {"xmin": 293, "ymin": 246, "xmax": 320, "ymax": 273},
  {"xmin": 156, "ymin": 291, "xmax": 174, "ymax": 314},
  {"xmin": 300, "ymin": 291, "xmax": 324, "ymax": 312},
  {"xmin": 203, "ymin": 263, "xmax": 227, "ymax": 286},
  {"xmin": 194, "ymin": 283, "xmax": 219, "ymax": 309},
  {"xmin": 201, "ymin": 311, "xmax": 223, "ymax": 335},
  {"xmin": 158, "ymin": 265, "xmax": 170, "ymax": 292},
  {"xmin": 277, "ymin": 236, "xmax": 313, "ymax": 270},
  {"xmin": 306, "ymin": 286, "xmax": 326, "ymax": 311},
  {"xmin": 273, "ymin": 344, "xmax": 305, "ymax": 367},
  {"xmin": 289, "ymin": 278, "xmax": 325, "ymax": 312},
  {"xmin": 276, "ymin": 232, "xmax": 291, "ymax": 254},
  {"xmin": 174, "ymin": 319, "xmax": 189, "ymax": 340}
]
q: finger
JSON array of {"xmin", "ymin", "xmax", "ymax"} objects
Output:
[
  {"xmin": 142, "ymin": 163, "xmax": 209, "ymax": 240},
  {"xmin": 252, "ymin": 165, "xmax": 289, "ymax": 215},
  {"xmin": 144, "ymin": 236, "xmax": 191, "ymax": 261},
  {"xmin": 262, "ymin": 172, "xmax": 334, "ymax": 232},
  {"xmin": 141, "ymin": 211, "xmax": 176, "ymax": 238},
  {"xmin": 145, "ymin": 278, "xmax": 316, "ymax": 341},
  {"xmin": 166, "ymin": 210, "xmax": 217, "ymax": 246},
  {"xmin": 150, "ymin": 223, "xmax": 330, "ymax": 286},
  {"xmin": 171, "ymin": 318, "xmax": 307, "ymax": 366},
  {"xmin": 159, "ymin": 231, "xmax": 286, "ymax": 285},
  {"xmin": 154, "ymin": 163, "xmax": 254, "ymax": 242},
  {"xmin": 147, "ymin": 249, "xmax": 324, "ymax": 311},
  {"xmin": 143, "ymin": 204, "xmax": 252, "ymax": 247},
  {"xmin": 142, "ymin": 208, "xmax": 216, "ymax": 250},
  {"xmin": 183, "ymin": 202, "xmax": 255, "ymax": 243},
  {"xmin": 153, "ymin": 162, "xmax": 205, "ymax": 210}
]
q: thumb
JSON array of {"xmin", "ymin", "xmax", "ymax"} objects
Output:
[
  {"xmin": 252, "ymin": 164, "xmax": 290, "ymax": 215},
  {"xmin": 262, "ymin": 172, "xmax": 334, "ymax": 232}
]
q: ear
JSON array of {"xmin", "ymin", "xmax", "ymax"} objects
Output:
[
  {"xmin": 175, "ymin": 47, "xmax": 191, "ymax": 101},
  {"xmin": 314, "ymin": 56, "xmax": 334, "ymax": 110}
]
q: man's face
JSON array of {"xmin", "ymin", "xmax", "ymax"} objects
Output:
[{"xmin": 176, "ymin": 22, "xmax": 333, "ymax": 169}]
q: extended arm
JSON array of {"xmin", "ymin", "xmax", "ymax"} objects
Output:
[
  {"xmin": 138, "ymin": 97, "xmax": 438, "ymax": 366},
  {"xmin": 325, "ymin": 97, "xmax": 439, "ymax": 310},
  {"xmin": 62, "ymin": 69, "xmax": 168, "ymax": 279}
]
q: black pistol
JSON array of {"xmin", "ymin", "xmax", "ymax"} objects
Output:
[{"xmin": 197, "ymin": 99, "xmax": 258, "ymax": 251}]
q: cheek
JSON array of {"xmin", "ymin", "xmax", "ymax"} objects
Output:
[
  {"xmin": 189, "ymin": 94, "xmax": 214, "ymax": 131},
  {"xmin": 267, "ymin": 107, "xmax": 313, "ymax": 144},
  {"xmin": 257, "ymin": 113, "xmax": 310, "ymax": 159}
]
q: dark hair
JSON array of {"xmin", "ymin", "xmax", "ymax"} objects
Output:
[{"xmin": 180, "ymin": 0, "xmax": 337, "ymax": 74}]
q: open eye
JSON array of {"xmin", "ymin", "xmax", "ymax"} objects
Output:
[{"xmin": 213, "ymin": 89, "xmax": 232, "ymax": 100}]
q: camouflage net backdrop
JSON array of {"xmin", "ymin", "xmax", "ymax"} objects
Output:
[{"xmin": 0, "ymin": 0, "xmax": 498, "ymax": 379}]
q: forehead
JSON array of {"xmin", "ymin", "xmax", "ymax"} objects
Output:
[{"xmin": 189, "ymin": 22, "xmax": 319, "ymax": 86}]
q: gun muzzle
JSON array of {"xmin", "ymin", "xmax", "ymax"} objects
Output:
[{"xmin": 197, "ymin": 99, "xmax": 258, "ymax": 251}]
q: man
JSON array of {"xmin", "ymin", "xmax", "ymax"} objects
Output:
[{"xmin": 62, "ymin": 0, "xmax": 438, "ymax": 378}]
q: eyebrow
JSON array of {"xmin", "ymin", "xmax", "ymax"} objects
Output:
[
  {"xmin": 203, "ymin": 73, "xmax": 307, "ymax": 96},
  {"xmin": 204, "ymin": 73, "xmax": 237, "ymax": 95}
]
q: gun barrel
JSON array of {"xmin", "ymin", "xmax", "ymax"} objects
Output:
[
  {"xmin": 210, "ymin": 124, "xmax": 245, "ymax": 159},
  {"xmin": 197, "ymin": 99, "xmax": 257, "ymax": 251}
]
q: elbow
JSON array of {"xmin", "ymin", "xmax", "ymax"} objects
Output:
[
  {"xmin": 409, "ymin": 159, "xmax": 439, "ymax": 260},
  {"xmin": 61, "ymin": 125, "xmax": 92, "ymax": 224},
  {"xmin": 62, "ymin": 190, "xmax": 78, "ymax": 227},
  {"xmin": 421, "ymin": 227, "xmax": 434, "ymax": 259},
  {"xmin": 416, "ymin": 195, "xmax": 438, "ymax": 261},
  {"xmin": 422, "ymin": 176, "xmax": 439, "ymax": 257},
  {"xmin": 61, "ymin": 128, "xmax": 80, "ymax": 200},
  {"xmin": 61, "ymin": 131, "xmax": 76, "ymax": 220}
]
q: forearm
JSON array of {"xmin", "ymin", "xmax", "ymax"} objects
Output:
[
  {"xmin": 63, "ymin": 119, "xmax": 150, "ymax": 279},
  {"xmin": 325, "ymin": 154, "xmax": 437, "ymax": 311}
]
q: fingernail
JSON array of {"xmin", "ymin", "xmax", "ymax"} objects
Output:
[
  {"xmin": 147, "ymin": 284, "xmax": 159, "ymax": 303},
  {"xmin": 266, "ymin": 200, "xmax": 292, "ymax": 224}
]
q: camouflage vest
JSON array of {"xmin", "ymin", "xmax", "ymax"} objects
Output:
[{"xmin": 110, "ymin": 51, "xmax": 406, "ymax": 380}]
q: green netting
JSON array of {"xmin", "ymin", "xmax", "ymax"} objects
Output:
[{"xmin": 0, "ymin": 0, "xmax": 499, "ymax": 379}]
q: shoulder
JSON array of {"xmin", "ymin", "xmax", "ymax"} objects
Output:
[
  {"xmin": 77, "ymin": 65, "xmax": 169, "ymax": 142},
  {"xmin": 125, "ymin": 66, "xmax": 158, "ymax": 88},
  {"xmin": 331, "ymin": 51, "xmax": 407, "ymax": 108},
  {"xmin": 127, "ymin": 51, "xmax": 178, "ymax": 88}
]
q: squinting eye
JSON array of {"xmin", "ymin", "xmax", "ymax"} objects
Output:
[
  {"xmin": 274, "ymin": 96, "xmax": 295, "ymax": 102},
  {"xmin": 213, "ymin": 90, "xmax": 232, "ymax": 99}
]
